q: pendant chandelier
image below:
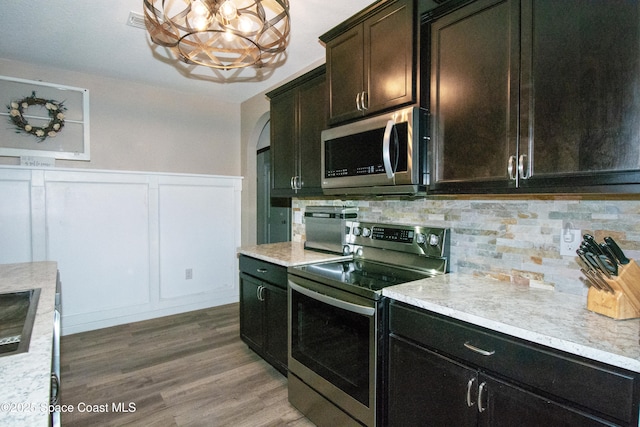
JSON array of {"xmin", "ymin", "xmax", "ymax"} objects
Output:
[{"xmin": 143, "ymin": 0, "xmax": 290, "ymax": 70}]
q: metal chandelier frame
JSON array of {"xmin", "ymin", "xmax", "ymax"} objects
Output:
[{"xmin": 143, "ymin": 0, "xmax": 290, "ymax": 70}]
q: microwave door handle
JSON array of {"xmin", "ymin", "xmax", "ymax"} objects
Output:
[{"xmin": 383, "ymin": 119, "xmax": 396, "ymax": 179}]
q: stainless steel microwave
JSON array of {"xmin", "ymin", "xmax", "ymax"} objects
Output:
[{"xmin": 321, "ymin": 106, "xmax": 428, "ymax": 196}]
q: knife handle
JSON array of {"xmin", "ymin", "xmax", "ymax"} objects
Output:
[
  {"xmin": 583, "ymin": 234, "xmax": 603, "ymax": 255},
  {"xmin": 598, "ymin": 254, "xmax": 618, "ymax": 276},
  {"xmin": 585, "ymin": 251, "xmax": 612, "ymax": 278},
  {"xmin": 604, "ymin": 237, "xmax": 630, "ymax": 265}
]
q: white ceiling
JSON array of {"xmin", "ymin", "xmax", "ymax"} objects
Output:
[{"xmin": 0, "ymin": 0, "xmax": 375, "ymax": 104}]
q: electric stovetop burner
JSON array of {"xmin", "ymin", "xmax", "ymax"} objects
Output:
[
  {"xmin": 298, "ymin": 260, "xmax": 433, "ymax": 292},
  {"xmin": 292, "ymin": 221, "xmax": 450, "ymax": 299}
]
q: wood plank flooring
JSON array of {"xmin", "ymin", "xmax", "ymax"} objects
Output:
[{"xmin": 60, "ymin": 303, "xmax": 315, "ymax": 427}]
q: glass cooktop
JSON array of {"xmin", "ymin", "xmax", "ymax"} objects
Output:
[{"xmin": 296, "ymin": 260, "xmax": 431, "ymax": 292}]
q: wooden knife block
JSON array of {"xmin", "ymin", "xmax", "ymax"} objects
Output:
[{"xmin": 587, "ymin": 259, "xmax": 640, "ymax": 320}]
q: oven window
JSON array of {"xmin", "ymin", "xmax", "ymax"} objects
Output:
[
  {"xmin": 324, "ymin": 122, "xmax": 408, "ymax": 178},
  {"xmin": 290, "ymin": 290, "xmax": 371, "ymax": 406}
]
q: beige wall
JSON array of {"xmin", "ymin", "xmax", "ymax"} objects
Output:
[{"xmin": 0, "ymin": 58, "xmax": 241, "ymax": 176}]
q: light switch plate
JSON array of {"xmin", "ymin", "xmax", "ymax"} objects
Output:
[{"xmin": 560, "ymin": 229, "xmax": 581, "ymax": 256}]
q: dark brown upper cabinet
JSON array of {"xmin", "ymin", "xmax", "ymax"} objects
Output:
[
  {"xmin": 320, "ymin": 0, "xmax": 418, "ymax": 126},
  {"xmin": 429, "ymin": 0, "xmax": 640, "ymax": 194},
  {"xmin": 267, "ymin": 66, "xmax": 327, "ymax": 198}
]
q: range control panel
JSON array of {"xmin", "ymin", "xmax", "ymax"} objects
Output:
[
  {"xmin": 370, "ymin": 226, "xmax": 414, "ymax": 243},
  {"xmin": 345, "ymin": 221, "xmax": 449, "ymax": 259}
]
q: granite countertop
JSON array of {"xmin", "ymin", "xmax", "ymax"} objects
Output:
[
  {"xmin": 383, "ymin": 273, "xmax": 640, "ymax": 373},
  {"xmin": 238, "ymin": 241, "xmax": 351, "ymax": 267},
  {"xmin": 0, "ymin": 262, "xmax": 58, "ymax": 427}
]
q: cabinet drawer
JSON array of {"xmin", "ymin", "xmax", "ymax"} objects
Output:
[
  {"xmin": 389, "ymin": 301, "xmax": 638, "ymax": 424},
  {"xmin": 239, "ymin": 255, "xmax": 287, "ymax": 289}
]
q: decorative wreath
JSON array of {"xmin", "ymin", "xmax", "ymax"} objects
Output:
[{"xmin": 7, "ymin": 91, "xmax": 66, "ymax": 141}]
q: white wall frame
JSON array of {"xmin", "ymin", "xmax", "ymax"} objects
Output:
[{"xmin": 0, "ymin": 76, "xmax": 90, "ymax": 161}]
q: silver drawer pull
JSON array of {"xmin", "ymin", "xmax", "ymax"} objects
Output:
[
  {"xmin": 464, "ymin": 341, "xmax": 495, "ymax": 356},
  {"xmin": 256, "ymin": 268, "xmax": 268, "ymax": 273}
]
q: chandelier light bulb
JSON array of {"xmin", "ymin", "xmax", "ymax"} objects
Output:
[
  {"xmin": 237, "ymin": 15, "xmax": 252, "ymax": 34},
  {"xmin": 191, "ymin": 0, "xmax": 209, "ymax": 17},
  {"xmin": 192, "ymin": 14, "xmax": 209, "ymax": 31},
  {"xmin": 223, "ymin": 29, "xmax": 235, "ymax": 42},
  {"xmin": 219, "ymin": 0, "xmax": 238, "ymax": 21}
]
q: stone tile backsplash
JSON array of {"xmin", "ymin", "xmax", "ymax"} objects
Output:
[{"xmin": 293, "ymin": 196, "xmax": 640, "ymax": 296}]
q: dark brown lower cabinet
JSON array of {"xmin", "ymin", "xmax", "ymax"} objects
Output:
[
  {"xmin": 389, "ymin": 336, "xmax": 614, "ymax": 426},
  {"xmin": 388, "ymin": 301, "xmax": 639, "ymax": 426},
  {"xmin": 239, "ymin": 255, "xmax": 288, "ymax": 375}
]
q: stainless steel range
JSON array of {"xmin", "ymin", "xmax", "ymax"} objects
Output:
[{"xmin": 288, "ymin": 221, "xmax": 450, "ymax": 427}]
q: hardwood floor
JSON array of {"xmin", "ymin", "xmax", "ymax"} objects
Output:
[{"xmin": 60, "ymin": 303, "xmax": 315, "ymax": 426}]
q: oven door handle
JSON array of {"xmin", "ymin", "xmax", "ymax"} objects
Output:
[{"xmin": 289, "ymin": 282, "xmax": 376, "ymax": 316}]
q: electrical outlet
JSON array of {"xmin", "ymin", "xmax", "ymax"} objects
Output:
[
  {"xmin": 185, "ymin": 268, "xmax": 193, "ymax": 280},
  {"xmin": 560, "ymin": 229, "xmax": 581, "ymax": 256}
]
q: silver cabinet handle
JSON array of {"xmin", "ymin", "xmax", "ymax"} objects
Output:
[
  {"xmin": 356, "ymin": 92, "xmax": 362, "ymax": 111},
  {"xmin": 361, "ymin": 91, "xmax": 368, "ymax": 110},
  {"xmin": 50, "ymin": 373, "xmax": 60, "ymax": 405},
  {"xmin": 289, "ymin": 176, "xmax": 301, "ymax": 191},
  {"xmin": 256, "ymin": 285, "xmax": 267, "ymax": 301},
  {"xmin": 477, "ymin": 382, "xmax": 487, "ymax": 413},
  {"xmin": 508, "ymin": 155, "xmax": 517, "ymax": 180},
  {"xmin": 256, "ymin": 268, "xmax": 268, "ymax": 273},
  {"xmin": 518, "ymin": 154, "xmax": 529, "ymax": 179},
  {"xmin": 466, "ymin": 377, "xmax": 476, "ymax": 408},
  {"xmin": 464, "ymin": 341, "xmax": 495, "ymax": 356}
]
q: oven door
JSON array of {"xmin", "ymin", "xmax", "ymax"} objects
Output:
[{"xmin": 288, "ymin": 276, "xmax": 378, "ymax": 427}]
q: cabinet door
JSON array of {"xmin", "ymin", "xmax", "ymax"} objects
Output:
[
  {"xmin": 270, "ymin": 90, "xmax": 297, "ymax": 197},
  {"xmin": 264, "ymin": 284, "xmax": 288, "ymax": 374},
  {"xmin": 296, "ymin": 72, "xmax": 326, "ymax": 196},
  {"xmin": 519, "ymin": 0, "xmax": 640, "ymax": 191},
  {"xmin": 239, "ymin": 273, "xmax": 263, "ymax": 349},
  {"xmin": 479, "ymin": 374, "xmax": 614, "ymax": 427},
  {"xmin": 326, "ymin": 24, "xmax": 365, "ymax": 125},
  {"xmin": 388, "ymin": 334, "xmax": 477, "ymax": 427},
  {"xmin": 365, "ymin": 0, "xmax": 415, "ymax": 115},
  {"xmin": 430, "ymin": 0, "xmax": 520, "ymax": 194}
]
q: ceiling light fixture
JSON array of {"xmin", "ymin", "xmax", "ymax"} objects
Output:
[{"xmin": 143, "ymin": 0, "xmax": 290, "ymax": 70}]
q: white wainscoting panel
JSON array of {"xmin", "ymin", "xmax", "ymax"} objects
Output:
[
  {"xmin": 158, "ymin": 180, "xmax": 238, "ymax": 301},
  {"xmin": 0, "ymin": 169, "xmax": 32, "ymax": 263},
  {"xmin": 0, "ymin": 166, "xmax": 242, "ymax": 335},
  {"xmin": 45, "ymin": 178, "xmax": 151, "ymax": 316}
]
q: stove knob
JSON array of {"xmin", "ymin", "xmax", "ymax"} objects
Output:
[
  {"xmin": 362, "ymin": 227, "xmax": 372, "ymax": 237},
  {"xmin": 429, "ymin": 234, "xmax": 440, "ymax": 246},
  {"xmin": 353, "ymin": 227, "xmax": 362, "ymax": 236},
  {"xmin": 343, "ymin": 245, "xmax": 352, "ymax": 255},
  {"xmin": 355, "ymin": 247, "xmax": 364, "ymax": 257},
  {"xmin": 416, "ymin": 233, "xmax": 427, "ymax": 244}
]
